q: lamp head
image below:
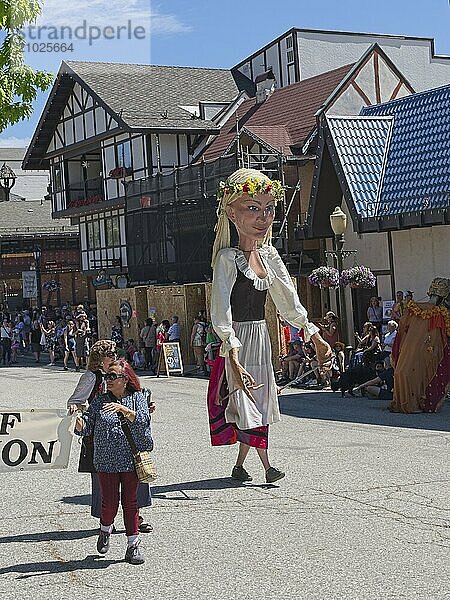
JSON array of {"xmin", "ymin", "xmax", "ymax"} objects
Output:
[
  {"xmin": 33, "ymin": 246, "xmax": 42, "ymax": 261},
  {"xmin": 0, "ymin": 163, "xmax": 17, "ymax": 198},
  {"xmin": 329, "ymin": 206, "xmax": 347, "ymax": 236}
]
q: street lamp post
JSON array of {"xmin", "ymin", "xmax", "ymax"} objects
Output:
[
  {"xmin": 33, "ymin": 246, "xmax": 43, "ymax": 310},
  {"xmin": 0, "ymin": 163, "xmax": 17, "ymax": 202},
  {"xmin": 326, "ymin": 207, "xmax": 357, "ymax": 345}
]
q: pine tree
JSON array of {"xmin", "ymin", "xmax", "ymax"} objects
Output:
[{"xmin": 0, "ymin": 1, "xmax": 53, "ymax": 131}]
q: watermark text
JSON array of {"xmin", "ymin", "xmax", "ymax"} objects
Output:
[{"xmin": 22, "ymin": 19, "xmax": 148, "ymax": 50}]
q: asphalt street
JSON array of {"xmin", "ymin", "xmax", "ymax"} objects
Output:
[{"xmin": 0, "ymin": 363, "xmax": 448, "ymax": 599}]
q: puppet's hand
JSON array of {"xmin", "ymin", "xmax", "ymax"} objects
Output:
[{"xmin": 229, "ymin": 349, "xmax": 258, "ymax": 402}]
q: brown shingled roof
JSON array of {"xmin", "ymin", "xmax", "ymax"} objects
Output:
[
  {"xmin": 244, "ymin": 125, "xmax": 293, "ymax": 155},
  {"xmin": 203, "ymin": 63, "xmax": 354, "ymax": 160}
]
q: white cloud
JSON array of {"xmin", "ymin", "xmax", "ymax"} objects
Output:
[
  {"xmin": 0, "ymin": 137, "xmax": 31, "ymax": 148},
  {"xmin": 32, "ymin": 0, "xmax": 191, "ymax": 35}
]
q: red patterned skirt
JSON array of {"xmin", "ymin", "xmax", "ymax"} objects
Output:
[{"xmin": 207, "ymin": 354, "xmax": 268, "ymax": 449}]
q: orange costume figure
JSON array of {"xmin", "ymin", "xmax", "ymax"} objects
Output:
[{"xmin": 390, "ymin": 278, "xmax": 450, "ymax": 413}]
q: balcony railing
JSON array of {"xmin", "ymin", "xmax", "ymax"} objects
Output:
[{"xmin": 66, "ymin": 177, "xmax": 104, "ymax": 209}]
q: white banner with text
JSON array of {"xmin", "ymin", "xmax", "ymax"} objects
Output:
[{"xmin": 0, "ymin": 409, "xmax": 74, "ymax": 472}]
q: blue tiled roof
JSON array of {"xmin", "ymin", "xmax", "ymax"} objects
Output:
[
  {"xmin": 327, "ymin": 86, "xmax": 450, "ymax": 219},
  {"xmin": 326, "ymin": 116, "xmax": 393, "ymax": 217},
  {"xmin": 361, "ymin": 86, "xmax": 450, "ymax": 216}
]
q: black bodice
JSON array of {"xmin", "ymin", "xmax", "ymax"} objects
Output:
[{"xmin": 230, "ymin": 269, "xmax": 267, "ymax": 322}]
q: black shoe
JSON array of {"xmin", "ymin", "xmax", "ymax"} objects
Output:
[
  {"xmin": 266, "ymin": 467, "xmax": 285, "ymax": 484},
  {"xmin": 231, "ymin": 465, "xmax": 253, "ymax": 482},
  {"xmin": 138, "ymin": 516, "xmax": 153, "ymax": 533},
  {"xmin": 96, "ymin": 530, "xmax": 110, "ymax": 554},
  {"xmin": 125, "ymin": 540, "xmax": 145, "ymax": 565}
]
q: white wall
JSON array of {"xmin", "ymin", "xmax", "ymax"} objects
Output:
[
  {"xmin": 237, "ymin": 31, "xmax": 450, "ymax": 93},
  {"xmin": 333, "ymin": 202, "xmax": 450, "ymax": 336},
  {"xmin": 391, "ymin": 226, "xmax": 450, "ymax": 301},
  {"xmin": 149, "ymin": 133, "xmax": 191, "ymax": 173},
  {"xmin": 296, "ymin": 32, "xmax": 450, "ymax": 92},
  {"xmin": 0, "ymin": 149, "xmax": 49, "ymax": 201}
]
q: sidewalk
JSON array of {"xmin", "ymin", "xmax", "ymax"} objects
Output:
[{"xmin": 0, "ymin": 366, "xmax": 448, "ymax": 599}]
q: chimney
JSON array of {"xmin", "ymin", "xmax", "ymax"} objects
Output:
[{"xmin": 255, "ymin": 69, "xmax": 276, "ymax": 103}]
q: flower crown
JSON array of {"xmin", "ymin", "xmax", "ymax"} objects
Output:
[{"xmin": 217, "ymin": 177, "xmax": 284, "ymax": 201}]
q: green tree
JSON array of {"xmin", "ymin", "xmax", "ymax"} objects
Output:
[{"xmin": 0, "ymin": 0, "xmax": 53, "ymax": 132}]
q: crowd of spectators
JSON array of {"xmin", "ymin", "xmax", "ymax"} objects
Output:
[
  {"xmin": 0, "ymin": 288, "xmax": 419, "ymax": 405},
  {"xmin": 109, "ymin": 311, "xmax": 218, "ymax": 376},
  {"xmin": 0, "ymin": 302, "xmax": 97, "ymax": 369},
  {"xmin": 273, "ymin": 291, "xmax": 419, "ymax": 401}
]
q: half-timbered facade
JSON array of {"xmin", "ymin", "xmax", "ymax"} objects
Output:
[
  {"xmin": 201, "ymin": 46, "xmax": 414, "ymax": 319},
  {"xmin": 233, "ymin": 27, "xmax": 450, "ymax": 93},
  {"xmin": 23, "ymin": 61, "xmax": 248, "ymax": 278}
]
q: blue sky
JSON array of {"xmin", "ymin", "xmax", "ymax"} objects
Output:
[{"xmin": 1, "ymin": 0, "xmax": 449, "ymax": 147}]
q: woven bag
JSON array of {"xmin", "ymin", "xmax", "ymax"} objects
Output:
[{"xmin": 133, "ymin": 451, "xmax": 157, "ymax": 483}]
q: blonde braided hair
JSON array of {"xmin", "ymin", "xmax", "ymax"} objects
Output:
[{"xmin": 211, "ymin": 168, "xmax": 282, "ymax": 267}]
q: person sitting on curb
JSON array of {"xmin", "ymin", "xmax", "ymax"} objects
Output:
[
  {"xmin": 352, "ymin": 362, "xmax": 394, "ymax": 401},
  {"xmin": 291, "ymin": 343, "xmax": 321, "ymax": 388},
  {"xmin": 278, "ymin": 340, "xmax": 304, "ymax": 383}
]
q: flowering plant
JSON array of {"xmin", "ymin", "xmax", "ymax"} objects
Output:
[
  {"xmin": 217, "ymin": 177, "xmax": 284, "ymax": 200},
  {"xmin": 340, "ymin": 266, "xmax": 376, "ymax": 288},
  {"xmin": 109, "ymin": 167, "xmax": 127, "ymax": 178},
  {"xmin": 308, "ymin": 266, "xmax": 340, "ymax": 288}
]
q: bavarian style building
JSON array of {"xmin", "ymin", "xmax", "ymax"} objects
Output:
[{"xmin": 23, "ymin": 61, "xmax": 252, "ymax": 281}]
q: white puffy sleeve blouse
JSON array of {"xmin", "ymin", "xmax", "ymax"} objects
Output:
[{"xmin": 210, "ymin": 245, "xmax": 319, "ymax": 357}]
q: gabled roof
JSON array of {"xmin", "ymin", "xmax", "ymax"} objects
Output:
[
  {"xmin": 202, "ymin": 63, "xmax": 354, "ymax": 160},
  {"xmin": 24, "ymin": 61, "xmax": 249, "ymax": 169},
  {"xmin": 0, "ymin": 148, "xmax": 28, "ymax": 161},
  {"xmin": 63, "ymin": 62, "xmax": 243, "ymax": 130},
  {"xmin": 243, "ymin": 125, "xmax": 293, "ymax": 156},
  {"xmin": 326, "ymin": 116, "xmax": 393, "ymax": 217},
  {"xmin": 360, "ymin": 86, "xmax": 450, "ymax": 217},
  {"xmin": 304, "ymin": 85, "xmax": 450, "ymax": 236}
]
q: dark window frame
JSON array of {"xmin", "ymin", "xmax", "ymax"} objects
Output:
[{"xmin": 116, "ymin": 140, "xmax": 133, "ymax": 175}]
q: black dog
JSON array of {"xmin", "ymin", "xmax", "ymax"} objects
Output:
[{"xmin": 337, "ymin": 365, "xmax": 376, "ymax": 397}]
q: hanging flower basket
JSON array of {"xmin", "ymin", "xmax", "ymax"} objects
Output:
[
  {"xmin": 308, "ymin": 266, "xmax": 340, "ymax": 288},
  {"xmin": 340, "ymin": 266, "xmax": 376, "ymax": 288}
]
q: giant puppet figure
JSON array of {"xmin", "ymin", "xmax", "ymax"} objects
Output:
[
  {"xmin": 391, "ymin": 277, "xmax": 450, "ymax": 413},
  {"xmin": 207, "ymin": 168, "xmax": 331, "ymax": 483}
]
